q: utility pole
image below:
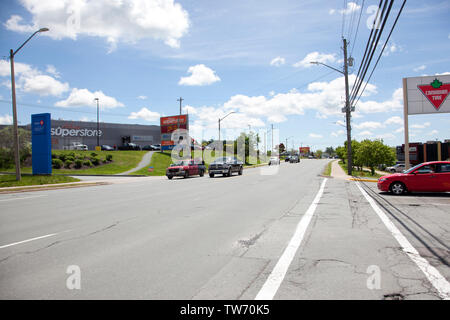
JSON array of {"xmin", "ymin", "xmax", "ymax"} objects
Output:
[
  {"xmin": 177, "ymin": 97, "xmax": 183, "ymax": 115},
  {"xmin": 343, "ymin": 38, "xmax": 352, "ymax": 175}
]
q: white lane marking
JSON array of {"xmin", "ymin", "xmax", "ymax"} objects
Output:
[
  {"xmin": 0, "ymin": 233, "xmax": 58, "ymax": 249},
  {"xmin": 355, "ymin": 182, "xmax": 450, "ymax": 300},
  {"xmin": 255, "ymin": 178, "xmax": 327, "ymax": 300},
  {"xmin": 0, "ymin": 195, "xmax": 47, "ymax": 202}
]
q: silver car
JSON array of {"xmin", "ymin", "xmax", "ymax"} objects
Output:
[{"xmin": 386, "ymin": 163, "xmax": 409, "ymax": 173}]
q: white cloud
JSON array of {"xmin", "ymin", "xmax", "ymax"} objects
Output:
[
  {"xmin": 137, "ymin": 95, "xmax": 148, "ymax": 100},
  {"xmin": 55, "ymin": 88, "xmax": 124, "ymax": 108},
  {"xmin": 293, "ymin": 52, "xmax": 336, "ymax": 68},
  {"xmin": 340, "ymin": 2, "xmax": 361, "ymax": 15},
  {"xmin": 384, "ymin": 116, "xmax": 403, "ymax": 125},
  {"xmin": 179, "ymin": 64, "xmax": 220, "ymax": 86},
  {"xmin": 0, "ymin": 114, "xmax": 13, "ymax": 125},
  {"xmin": 413, "ymin": 65, "xmax": 426, "ymax": 72},
  {"xmin": 375, "ymin": 133, "xmax": 395, "ymax": 140},
  {"xmin": 357, "ymin": 130, "xmax": 373, "ymax": 136},
  {"xmin": 0, "ymin": 59, "xmax": 68, "ymax": 96},
  {"xmin": 46, "ymin": 65, "xmax": 60, "ymax": 78},
  {"xmin": 128, "ymin": 107, "xmax": 160, "ymax": 122},
  {"xmin": 270, "ymin": 56, "xmax": 285, "ymax": 66},
  {"xmin": 428, "ymin": 129, "xmax": 438, "ymax": 136},
  {"xmin": 4, "ymin": 0, "xmax": 190, "ymax": 49},
  {"xmin": 354, "ymin": 121, "xmax": 384, "ymax": 130},
  {"xmin": 309, "ymin": 133, "xmax": 323, "ymax": 138},
  {"xmin": 410, "ymin": 122, "xmax": 431, "ymax": 129},
  {"xmin": 23, "ymin": 75, "xmax": 69, "ymax": 96},
  {"xmin": 329, "ymin": 9, "xmax": 336, "ymax": 15},
  {"xmin": 394, "ymin": 127, "xmax": 404, "ymax": 133},
  {"xmin": 357, "ymin": 88, "xmax": 403, "ymax": 113},
  {"xmin": 331, "ymin": 129, "xmax": 345, "ymax": 137}
]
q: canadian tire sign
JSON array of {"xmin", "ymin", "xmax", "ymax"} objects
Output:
[
  {"xmin": 404, "ymin": 75, "xmax": 450, "ymax": 115},
  {"xmin": 417, "ymin": 78, "xmax": 450, "ymax": 110}
]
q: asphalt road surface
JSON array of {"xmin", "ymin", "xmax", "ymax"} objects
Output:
[{"xmin": 0, "ymin": 160, "xmax": 449, "ymax": 299}]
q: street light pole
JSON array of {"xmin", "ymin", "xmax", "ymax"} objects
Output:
[
  {"xmin": 218, "ymin": 111, "xmax": 235, "ymax": 142},
  {"xmin": 94, "ymin": 98, "xmax": 100, "ymax": 148},
  {"xmin": 9, "ymin": 27, "xmax": 49, "ymax": 181}
]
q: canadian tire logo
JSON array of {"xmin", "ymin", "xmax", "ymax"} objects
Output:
[{"xmin": 417, "ymin": 78, "xmax": 450, "ymax": 110}]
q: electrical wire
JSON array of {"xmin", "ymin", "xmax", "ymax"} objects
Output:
[
  {"xmin": 353, "ymin": 0, "xmax": 407, "ymax": 109},
  {"xmin": 350, "ymin": 0, "xmax": 365, "ymax": 56}
]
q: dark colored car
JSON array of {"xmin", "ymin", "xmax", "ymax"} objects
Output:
[
  {"xmin": 285, "ymin": 156, "xmax": 291, "ymax": 162},
  {"xmin": 377, "ymin": 161, "xmax": 450, "ymax": 195},
  {"xmin": 208, "ymin": 157, "xmax": 243, "ymax": 177},
  {"xmin": 289, "ymin": 155, "xmax": 300, "ymax": 163},
  {"xmin": 166, "ymin": 160, "xmax": 206, "ymax": 179},
  {"xmin": 101, "ymin": 145, "xmax": 114, "ymax": 151},
  {"xmin": 142, "ymin": 145, "xmax": 156, "ymax": 151},
  {"xmin": 118, "ymin": 143, "xmax": 141, "ymax": 150}
]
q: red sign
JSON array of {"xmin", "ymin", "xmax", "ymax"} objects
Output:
[
  {"xmin": 40, "ymin": 120, "xmax": 44, "ymax": 125},
  {"xmin": 417, "ymin": 79, "xmax": 450, "ymax": 110},
  {"xmin": 160, "ymin": 115, "xmax": 187, "ymax": 126},
  {"xmin": 299, "ymin": 147, "xmax": 310, "ymax": 154}
]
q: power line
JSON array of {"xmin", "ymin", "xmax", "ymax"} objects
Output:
[
  {"xmin": 350, "ymin": 0, "xmax": 365, "ymax": 56},
  {"xmin": 350, "ymin": 0, "xmax": 394, "ymax": 105},
  {"xmin": 353, "ymin": 0, "xmax": 407, "ymax": 109}
]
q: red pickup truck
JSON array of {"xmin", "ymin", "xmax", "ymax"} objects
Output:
[{"xmin": 166, "ymin": 160, "xmax": 206, "ymax": 179}]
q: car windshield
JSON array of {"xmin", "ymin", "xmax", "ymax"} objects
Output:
[
  {"xmin": 403, "ymin": 163, "xmax": 424, "ymax": 174},
  {"xmin": 171, "ymin": 161, "xmax": 189, "ymax": 166},
  {"xmin": 212, "ymin": 157, "xmax": 232, "ymax": 164}
]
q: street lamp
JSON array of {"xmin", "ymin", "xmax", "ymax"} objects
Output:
[
  {"xmin": 9, "ymin": 27, "xmax": 49, "ymax": 181},
  {"xmin": 218, "ymin": 111, "xmax": 235, "ymax": 141},
  {"xmin": 285, "ymin": 136, "xmax": 293, "ymax": 153},
  {"xmin": 94, "ymin": 98, "xmax": 100, "ymax": 148},
  {"xmin": 310, "ymin": 38, "xmax": 353, "ymax": 175}
]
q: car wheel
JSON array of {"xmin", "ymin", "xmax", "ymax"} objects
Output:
[
  {"xmin": 199, "ymin": 170, "xmax": 204, "ymax": 177},
  {"xmin": 228, "ymin": 168, "xmax": 232, "ymax": 177},
  {"xmin": 238, "ymin": 167, "xmax": 243, "ymax": 175},
  {"xmin": 167, "ymin": 175, "xmax": 173, "ymax": 180},
  {"xmin": 209, "ymin": 173, "xmax": 214, "ymax": 178},
  {"xmin": 184, "ymin": 171, "xmax": 189, "ymax": 179},
  {"xmin": 390, "ymin": 182, "xmax": 406, "ymax": 195}
]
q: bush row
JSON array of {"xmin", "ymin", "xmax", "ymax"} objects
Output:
[{"xmin": 51, "ymin": 152, "xmax": 113, "ymax": 169}]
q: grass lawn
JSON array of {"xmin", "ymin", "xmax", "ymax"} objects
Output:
[
  {"xmin": 3, "ymin": 150, "xmax": 148, "ymax": 175},
  {"xmin": 132, "ymin": 151, "xmax": 173, "ymax": 176},
  {"xmin": 0, "ymin": 175, "xmax": 80, "ymax": 187},
  {"xmin": 338, "ymin": 161, "xmax": 383, "ymax": 178},
  {"xmin": 322, "ymin": 160, "xmax": 333, "ymax": 176}
]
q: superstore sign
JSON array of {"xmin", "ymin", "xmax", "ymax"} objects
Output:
[
  {"xmin": 51, "ymin": 126, "xmax": 102, "ymax": 137},
  {"xmin": 160, "ymin": 115, "xmax": 189, "ymax": 148}
]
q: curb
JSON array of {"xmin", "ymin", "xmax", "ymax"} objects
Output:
[
  {"xmin": 0, "ymin": 182, "xmax": 109, "ymax": 194},
  {"xmin": 348, "ymin": 178, "xmax": 378, "ymax": 183}
]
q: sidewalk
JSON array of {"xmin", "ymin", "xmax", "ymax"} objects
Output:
[{"xmin": 330, "ymin": 160, "xmax": 378, "ymax": 182}]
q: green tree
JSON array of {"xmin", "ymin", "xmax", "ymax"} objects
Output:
[
  {"xmin": 335, "ymin": 146, "xmax": 346, "ymax": 163},
  {"xmin": 0, "ymin": 127, "xmax": 31, "ymax": 168},
  {"xmin": 316, "ymin": 149, "xmax": 323, "ymax": 159},
  {"xmin": 355, "ymin": 139, "xmax": 396, "ymax": 175}
]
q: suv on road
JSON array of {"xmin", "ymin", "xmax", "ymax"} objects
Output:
[
  {"xmin": 166, "ymin": 160, "xmax": 206, "ymax": 179},
  {"xmin": 208, "ymin": 157, "xmax": 243, "ymax": 177},
  {"xmin": 289, "ymin": 155, "xmax": 300, "ymax": 163}
]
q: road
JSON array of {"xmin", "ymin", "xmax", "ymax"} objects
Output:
[{"xmin": 0, "ymin": 160, "xmax": 449, "ymax": 299}]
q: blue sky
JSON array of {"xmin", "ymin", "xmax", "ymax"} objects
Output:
[{"xmin": 0, "ymin": 0, "xmax": 449, "ymax": 151}]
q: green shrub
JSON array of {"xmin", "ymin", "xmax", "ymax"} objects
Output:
[
  {"xmin": 103, "ymin": 157, "xmax": 109, "ymax": 164},
  {"xmin": 68, "ymin": 152, "xmax": 76, "ymax": 158},
  {"xmin": 51, "ymin": 153, "xmax": 58, "ymax": 159},
  {"xmin": 52, "ymin": 158, "xmax": 63, "ymax": 169},
  {"xmin": 91, "ymin": 157, "xmax": 100, "ymax": 166},
  {"xmin": 74, "ymin": 159, "xmax": 83, "ymax": 169},
  {"xmin": 0, "ymin": 148, "xmax": 13, "ymax": 169},
  {"xmin": 90, "ymin": 152, "xmax": 98, "ymax": 158},
  {"xmin": 106, "ymin": 154, "xmax": 113, "ymax": 162},
  {"xmin": 83, "ymin": 160, "xmax": 92, "ymax": 167},
  {"xmin": 66, "ymin": 156, "xmax": 75, "ymax": 162},
  {"xmin": 64, "ymin": 159, "xmax": 73, "ymax": 168},
  {"xmin": 58, "ymin": 154, "xmax": 67, "ymax": 162}
]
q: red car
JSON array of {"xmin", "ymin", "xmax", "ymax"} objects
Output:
[{"xmin": 377, "ymin": 161, "xmax": 450, "ymax": 195}]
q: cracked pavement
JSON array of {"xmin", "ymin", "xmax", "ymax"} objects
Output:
[{"xmin": 0, "ymin": 160, "xmax": 448, "ymax": 299}]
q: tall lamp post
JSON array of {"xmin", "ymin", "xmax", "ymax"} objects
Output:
[
  {"xmin": 218, "ymin": 111, "xmax": 235, "ymax": 142},
  {"xmin": 94, "ymin": 98, "xmax": 100, "ymax": 148},
  {"xmin": 10, "ymin": 27, "xmax": 49, "ymax": 181},
  {"xmin": 310, "ymin": 38, "xmax": 352, "ymax": 175}
]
